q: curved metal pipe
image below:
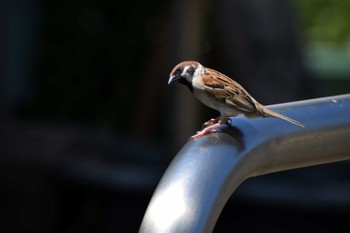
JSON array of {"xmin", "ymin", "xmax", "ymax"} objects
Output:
[{"xmin": 139, "ymin": 94, "xmax": 350, "ymax": 233}]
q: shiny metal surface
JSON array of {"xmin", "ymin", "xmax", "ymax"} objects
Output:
[{"xmin": 139, "ymin": 94, "xmax": 350, "ymax": 233}]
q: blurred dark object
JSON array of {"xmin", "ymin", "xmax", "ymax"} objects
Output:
[
  {"xmin": 209, "ymin": 0, "xmax": 316, "ymax": 104},
  {"xmin": 0, "ymin": 118, "xmax": 167, "ymax": 233}
]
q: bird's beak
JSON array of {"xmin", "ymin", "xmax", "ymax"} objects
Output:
[{"xmin": 168, "ymin": 75, "xmax": 182, "ymax": 85}]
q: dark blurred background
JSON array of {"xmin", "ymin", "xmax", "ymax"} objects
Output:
[{"xmin": 1, "ymin": 0, "xmax": 350, "ymax": 232}]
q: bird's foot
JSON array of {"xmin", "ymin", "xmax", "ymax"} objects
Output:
[
  {"xmin": 191, "ymin": 122, "xmax": 222, "ymax": 140},
  {"xmin": 202, "ymin": 117, "xmax": 219, "ymax": 128}
]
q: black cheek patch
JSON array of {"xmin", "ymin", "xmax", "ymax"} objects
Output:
[{"xmin": 187, "ymin": 66, "xmax": 195, "ymax": 76}]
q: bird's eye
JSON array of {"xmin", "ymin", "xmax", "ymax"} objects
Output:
[
  {"xmin": 187, "ymin": 66, "xmax": 195, "ymax": 75},
  {"xmin": 174, "ymin": 67, "xmax": 182, "ymax": 75}
]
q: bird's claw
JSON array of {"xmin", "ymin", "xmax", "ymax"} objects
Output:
[
  {"xmin": 191, "ymin": 122, "xmax": 222, "ymax": 140},
  {"xmin": 191, "ymin": 130, "xmax": 210, "ymax": 140},
  {"xmin": 202, "ymin": 118, "xmax": 219, "ymax": 128}
]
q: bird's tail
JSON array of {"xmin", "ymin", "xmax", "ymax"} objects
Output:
[{"xmin": 259, "ymin": 106, "xmax": 304, "ymax": 128}]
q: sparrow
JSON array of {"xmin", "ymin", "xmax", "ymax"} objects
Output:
[{"xmin": 168, "ymin": 60, "xmax": 304, "ymax": 139}]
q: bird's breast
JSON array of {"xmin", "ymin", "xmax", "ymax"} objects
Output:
[{"xmin": 193, "ymin": 88, "xmax": 240, "ymax": 117}]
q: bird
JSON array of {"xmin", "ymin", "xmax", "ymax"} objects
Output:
[{"xmin": 168, "ymin": 60, "xmax": 304, "ymax": 139}]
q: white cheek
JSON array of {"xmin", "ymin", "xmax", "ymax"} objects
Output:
[
  {"xmin": 194, "ymin": 64, "xmax": 204, "ymax": 77},
  {"xmin": 182, "ymin": 66, "xmax": 189, "ymax": 75},
  {"xmin": 192, "ymin": 65, "xmax": 205, "ymax": 89}
]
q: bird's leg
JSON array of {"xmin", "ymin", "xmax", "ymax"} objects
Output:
[
  {"xmin": 202, "ymin": 117, "xmax": 219, "ymax": 128},
  {"xmin": 191, "ymin": 122, "xmax": 223, "ymax": 140}
]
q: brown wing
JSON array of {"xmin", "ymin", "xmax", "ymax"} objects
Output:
[{"xmin": 202, "ymin": 68, "xmax": 259, "ymax": 114}]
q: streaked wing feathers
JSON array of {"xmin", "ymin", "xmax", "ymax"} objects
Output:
[{"xmin": 202, "ymin": 69, "xmax": 257, "ymax": 113}]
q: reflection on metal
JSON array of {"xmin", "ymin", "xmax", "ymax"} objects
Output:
[{"xmin": 139, "ymin": 94, "xmax": 350, "ymax": 233}]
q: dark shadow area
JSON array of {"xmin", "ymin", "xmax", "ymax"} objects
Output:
[{"xmin": 1, "ymin": 0, "xmax": 350, "ymax": 232}]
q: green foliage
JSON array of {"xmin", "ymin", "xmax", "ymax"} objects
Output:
[{"xmin": 297, "ymin": 0, "xmax": 350, "ymax": 42}]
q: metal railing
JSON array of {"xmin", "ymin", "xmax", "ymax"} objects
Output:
[{"xmin": 139, "ymin": 94, "xmax": 350, "ymax": 233}]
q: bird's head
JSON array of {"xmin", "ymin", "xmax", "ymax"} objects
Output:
[{"xmin": 168, "ymin": 61, "xmax": 202, "ymax": 91}]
